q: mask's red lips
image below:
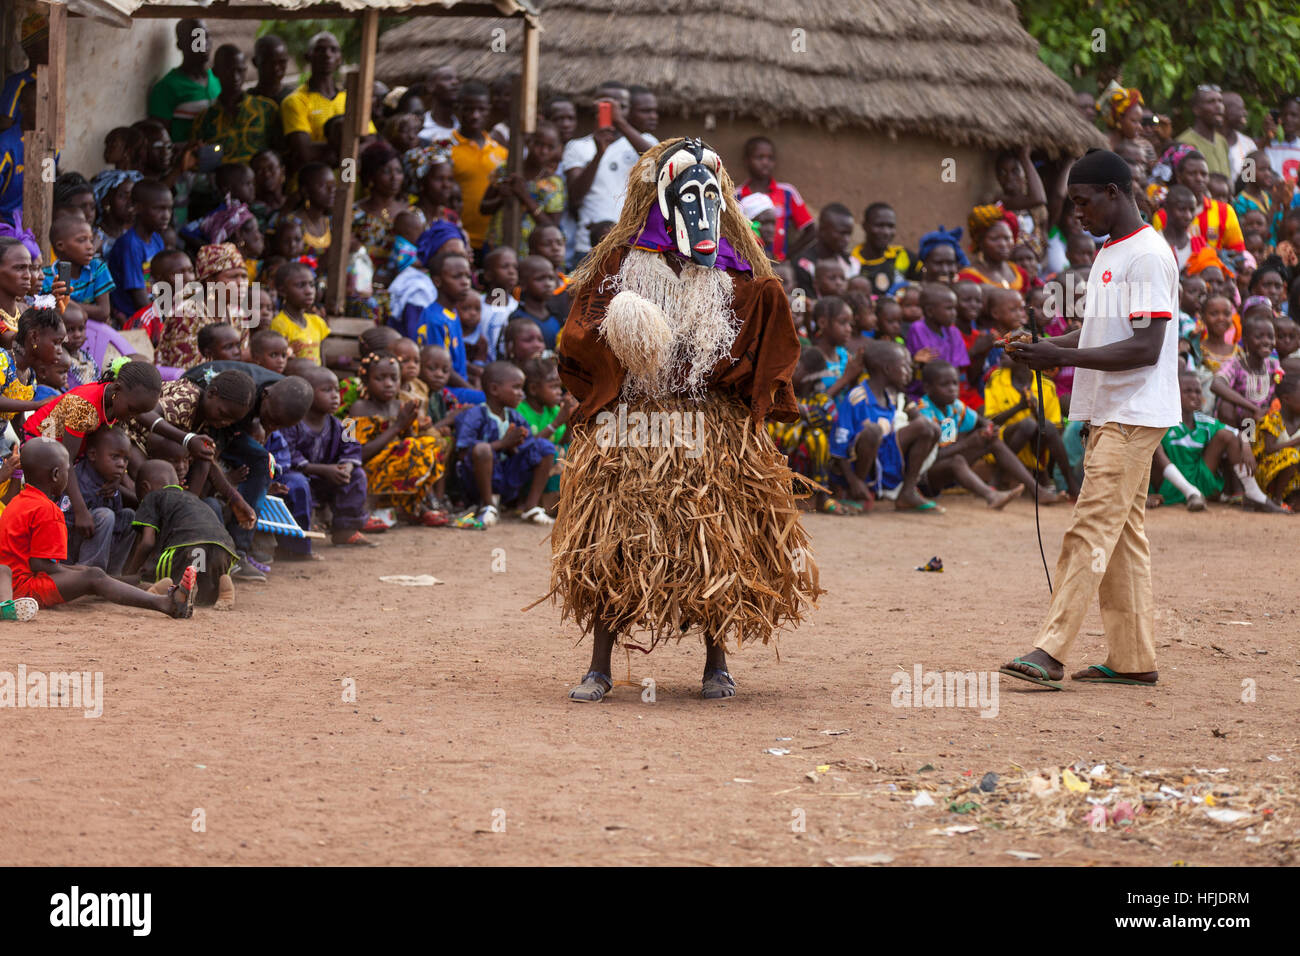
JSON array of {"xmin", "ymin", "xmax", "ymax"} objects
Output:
[{"xmin": 693, "ymin": 239, "xmax": 717, "ymax": 254}]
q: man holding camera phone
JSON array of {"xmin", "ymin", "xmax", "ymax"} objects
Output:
[{"xmin": 561, "ymin": 82, "xmax": 659, "ymax": 261}]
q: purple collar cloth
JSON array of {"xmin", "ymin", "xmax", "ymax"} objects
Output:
[{"xmin": 630, "ymin": 204, "xmax": 752, "ymax": 273}]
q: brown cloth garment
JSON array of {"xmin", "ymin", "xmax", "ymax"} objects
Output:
[{"xmin": 557, "ymin": 247, "xmax": 801, "ymax": 427}]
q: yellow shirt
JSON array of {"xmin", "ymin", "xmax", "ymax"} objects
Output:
[
  {"xmin": 450, "ymin": 129, "xmax": 508, "ymax": 246},
  {"xmin": 272, "ymin": 310, "xmax": 331, "ymax": 364},
  {"xmin": 984, "ymin": 365, "xmax": 1060, "ymax": 469},
  {"xmin": 280, "ymin": 86, "xmax": 376, "ymax": 143}
]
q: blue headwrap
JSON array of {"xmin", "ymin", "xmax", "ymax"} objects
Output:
[
  {"xmin": 416, "ymin": 219, "xmax": 468, "ymax": 267},
  {"xmin": 917, "ymin": 226, "xmax": 969, "ymax": 269}
]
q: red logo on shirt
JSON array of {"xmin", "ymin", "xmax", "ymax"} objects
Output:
[{"xmin": 1101, "ymin": 270, "xmax": 1113, "ymax": 284}]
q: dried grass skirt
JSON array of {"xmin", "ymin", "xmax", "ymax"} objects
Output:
[{"xmin": 532, "ymin": 393, "xmax": 823, "ymax": 651}]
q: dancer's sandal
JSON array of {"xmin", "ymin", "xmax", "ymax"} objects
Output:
[
  {"xmin": 568, "ymin": 670, "xmax": 612, "ymax": 702},
  {"xmin": 1071, "ymin": 664, "xmax": 1158, "ymax": 685},
  {"xmin": 998, "ymin": 656, "xmax": 1063, "ymax": 690},
  {"xmin": 701, "ymin": 668, "xmax": 737, "ymax": 699}
]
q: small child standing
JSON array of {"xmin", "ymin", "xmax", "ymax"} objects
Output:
[
  {"xmin": 518, "ymin": 356, "xmax": 576, "ymax": 505},
  {"xmin": 419, "ymin": 344, "xmax": 466, "ymax": 513},
  {"xmin": 0, "ymin": 439, "xmax": 195, "ymax": 615},
  {"xmin": 123, "ymin": 459, "xmax": 235, "ymax": 610},
  {"xmin": 280, "ymin": 366, "xmax": 377, "ymax": 549},
  {"xmin": 60, "ymin": 302, "xmax": 99, "ymax": 388},
  {"xmin": 65, "ymin": 426, "xmax": 137, "ymax": 572},
  {"xmin": 454, "ymin": 361, "xmax": 556, "ymax": 527},
  {"xmin": 510, "ymin": 255, "xmax": 561, "ymax": 349},
  {"xmin": 271, "ymin": 261, "xmax": 330, "ymax": 364}
]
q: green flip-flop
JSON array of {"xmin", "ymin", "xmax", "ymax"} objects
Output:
[
  {"xmin": 998, "ymin": 657, "xmax": 1063, "ymax": 690},
  {"xmin": 1072, "ymin": 664, "xmax": 1158, "ymax": 685}
]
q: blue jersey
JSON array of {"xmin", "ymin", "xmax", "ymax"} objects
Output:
[
  {"xmin": 915, "ymin": 396, "xmax": 977, "ymax": 447},
  {"xmin": 415, "ymin": 302, "xmax": 466, "ymax": 378}
]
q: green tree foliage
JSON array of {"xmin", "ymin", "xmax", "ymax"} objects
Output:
[
  {"xmin": 257, "ymin": 17, "xmax": 408, "ymax": 69},
  {"xmin": 1020, "ymin": 0, "xmax": 1300, "ymax": 124}
]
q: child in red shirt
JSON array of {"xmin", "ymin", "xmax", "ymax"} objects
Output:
[{"xmin": 0, "ymin": 438, "xmax": 197, "ymax": 615}]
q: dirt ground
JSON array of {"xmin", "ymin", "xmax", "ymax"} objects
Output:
[{"xmin": 0, "ymin": 494, "xmax": 1296, "ymax": 867}]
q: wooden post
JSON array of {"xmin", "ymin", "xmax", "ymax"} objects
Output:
[
  {"xmin": 502, "ymin": 19, "xmax": 540, "ymax": 253},
  {"xmin": 325, "ymin": 8, "xmax": 379, "ymax": 316},
  {"xmin": 21, "ymin": 2, "xmax": 65, "ymax": 264}
]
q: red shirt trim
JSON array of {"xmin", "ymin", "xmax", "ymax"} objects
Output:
[{"xmin": 1102, "ymin": 224, "xmax": 1150, "ymax": 247}]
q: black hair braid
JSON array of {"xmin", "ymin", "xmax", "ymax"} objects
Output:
[{"xmin": 207, "ymin": 369, "xmax": 257, "ymax": 407}]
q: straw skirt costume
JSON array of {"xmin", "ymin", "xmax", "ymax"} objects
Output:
[{"xmin": 539, "ymin": 243, "xmax": 822, "ymax": 651}]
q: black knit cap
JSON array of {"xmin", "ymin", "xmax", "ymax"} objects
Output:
[{"xmin": 1067, "ymin": 148, "xmax": 1133, "ymax": 189}]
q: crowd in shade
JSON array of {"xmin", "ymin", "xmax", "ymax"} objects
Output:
[{"xmin": 0, "ymin": 14, "xmax": 1295, "ymax": 623}]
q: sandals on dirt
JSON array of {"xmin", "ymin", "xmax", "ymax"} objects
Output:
[
  {"xmin": 476, "ymin": 504, "xmax": 500, "ymax": 527},
  {"xmin": 168, "ymin": 565, "xmax": 199, "ymax": 619},
  {"xmin": 1244, "ymin": 497, "xmax": 1292, "ymax": 514},
  {"xmin": 998, "ymin": 656, "xmax": 1063, "ymax": 690},
  {"xmin": 420, "ymin": 510, "xmax": 450, "ymax": 527},
  {"xmin": 568, "ymin": 670, "xmax": 612, "ymax": 702},
  {"xmin": 361, "ymin": 516, "xmax": 390, "ymax": 533},
  {"xmin": 333, "ymin": 530, "xmax": 380, "ymax": 547},
  {"xmin": 701, "ymin": 668, "xmax": 737, "ymax": 699},
  {"xmin": 1071, "ymin": 664, "xmax": 1158, "ymax": 685},
  {"xmin": 520, "ymin": 505, "xmax": 554, "ymax": 526},
  {"xmin": 452, "ymin": 510, "xmax": 485, "ymax": 530}
]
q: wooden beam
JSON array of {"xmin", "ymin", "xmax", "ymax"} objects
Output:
[
  {"xmin": 129, "ymin": 3, "xmax": 521, "ymax": 20},
  {"xmin": 324, "ymin": 8, "xmax": 379, "ymax": 316},
  {"xmin": 21, "ymin": 17, "xmax": 63, "ymax": 266},
  {"xmin": 501, "ymin": 20, "xmax": 539, "ymax": 252}
]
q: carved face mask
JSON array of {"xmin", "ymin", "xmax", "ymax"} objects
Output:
[{"xmin": 656, "ymin": 139, "xmax": 724, "ymax": 267}]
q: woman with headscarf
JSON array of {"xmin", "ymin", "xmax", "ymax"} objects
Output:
[
  {"xmin": 155, "ymin": 243, "xmax": 248, "ymax": 370},
  {"xmin": 911, "ymin": 225, "xmax": 969, "ymax": 283},
  {"xmin": 1100, "ymin": 80, "xmax": 1156, "ymax": 170},
  {"xmin": 739, "ymin": 191, "xmax": 778, "ymax": 261},
  {"xmin": 957, "ymin": 205, "xmax": 1027, "ymax": 291}
]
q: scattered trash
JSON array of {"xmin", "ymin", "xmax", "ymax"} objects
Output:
[
  {"xmin": 831, "ymin": 853, "xmax": 894, "ymax": 865},
  {"xmin": 940, "ymin": 825, "xmax": 978, "ymax": 836},
  {"xmin": 912, "ymin": 792, "xmax": 936, "ymax": 807},
  {"xmin": 763, "ymin": 748, "xmax": 790, "ymax": 756},
  {"xmin": 915, "ymin": 556, "xmax": 943, "ymax": 572},
  {"xmin": 1211, "ymin": 728, "xmax": 1228, "ymax": 738},
  {"xmin": 816, "ymin": 765, "xmax": 831, "ymax": 773},
  {"xmin": 1206, "ymin": 808, "xmax": 1252, "ymax": 824},
  {"xmin": 775, "ymin": 737, "xmax": 793, "ymax": 742},
  {"xmin": 378, "ymin": 574, "xmax": 444, "ymax": 586},
  {"xmin": 1267, "ymin": 755, "xmax": 1282, "ymax": 762},
  {"xmin": 732, "ymin": 778, "xmax": 753, "ymax": 784},
  {"xmin": 1224, "ymin": 620, "xmax": 1253, "ymax": 626},
  {"xmin": 820, "ymin": 729, "xmax": 850, "ymax": 736},
  {"xmin": 1159, "ymin": 784, "xmax": 1184, "ymax": 799},
  {"xmin": 1006, "ymin": 850, "xmax": 1041, "ymax": 860},
  {"xmin": 1062, "ymin": 768, "xmax": 1090, "ymax": 793},
  {"xmin": 1089, "ymin": 764, "xmax": 1108, "ymax": 779},
  {"xmin": 949, "ymin": 801, "xmax": 980, "ymax": 814},
  {"xmin": 979, "ymin": 772, "xmax": 999, "ymax": 793}
]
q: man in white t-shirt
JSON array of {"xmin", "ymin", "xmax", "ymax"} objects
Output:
[
  {"xmin": 561, "ymin": 82, "xmax": 658, "ymax": 259},
  {"xmin": 1000, "ymin": 149, "xmax": 1180, "ymax": 691},
  {"xmin": 418, "ymin": 65, "xmax": 460, "ymax": 146}
]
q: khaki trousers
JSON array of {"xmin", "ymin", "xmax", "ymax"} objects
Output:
[{"xmin": 1036, "ymin": 422, "xmax": 1167, "ymax": 673}]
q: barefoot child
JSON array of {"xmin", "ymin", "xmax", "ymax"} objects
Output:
[
  {"xmin": 453, "ymin": 360, "xmax": 555, "ymax": 526},
  {"xmin": 123, "ymin": 459, "xmax": 235, "ymax": 610},
  {"xmin": 349, "ymin": 352, "xmax": 447, "ymax": 526},
  {"xmin": 831, "ymin": 339, "xmax": 942, "ymax": 511},
  {"xmin": 65, "ymin": 426, "xmax": 137, "ymax": 572},
  {"xmin": 1152, "ymin": 370, "xmax": 1279, "ymax": 512},
  {"xmin": 1, "ymin": 439, "xmax": 196, "ymax": 615},
  {"xmin": 916, "ymin": 360, "xmax": 1039, "ymax": 508},
  {"xmin": 270, "ymin": 261, "xmax": 330, "ymax": 364},
  {"xmin": 279, "ymin": 366, "xmax": 377, "ymax": 550}
]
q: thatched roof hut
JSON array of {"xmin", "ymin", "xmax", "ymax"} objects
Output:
[{"xmin": 379, "ymin": 0, "xmax": 1103, "ymax": 248}]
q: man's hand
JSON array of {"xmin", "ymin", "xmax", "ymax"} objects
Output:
[
  {"xmin": 592, "ymin": 121, "xmax": 619, "ymax": 154},
  {"xmin": 326, "ymin": 463, "xmax": 351, "ymax": 486},
  {"xmin": 231, "ymin": 494, "xmax": 257, "ymax": 529},
  {"xmin": 1006, "ymin": 339, "xmax": 1064, "ymax": 370}
]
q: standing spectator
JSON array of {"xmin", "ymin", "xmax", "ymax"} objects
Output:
[
  {"xmin": 281, "ymin": 32, "xmax": 374, "ymax": 172},
  {"xmin": 1222, "ymin": 91, "xmax": 1257, "ymax": 181},
  {"xmin": 561, "ymin": 82, "xmax": 657, "ymax": 261},
  {"xmin": 418, "ymin": 66, "xmax": 460, "ymax": 146},
  {"xmin": 544, "ymin": 97, "xmax": 579, "ymax": 254},
  {"xmin": 147, "ymin": 19, "xmax": 220, "ymax": 143},
  {"xmin": 250, "ymin": 34, "xmax": 292, "ymax": 103},
  {"xmin": 851, "ymin": 203, "xmax": 910, "ymax": 295},
  {"xmin": 192, "ymin": 45, "xmax": 282, "ymax": 166},
  {"xmin": 1176, "ymin": 85, "xmax": 1231, "ymax": 178},
  {"xmin": 1152, "ymin": 150, "xmax": 1245, "ymax": 254},
  {"xmin": 483, "ymin": 123, "xmax": 566, "ymax": 256},
  {"xmin": 448, "ymin": 81, "xmax": 507, "ymax": 253},
  {"xmin": 735, "ymin": 136, "xmax": 813, "ymax": 262}
]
